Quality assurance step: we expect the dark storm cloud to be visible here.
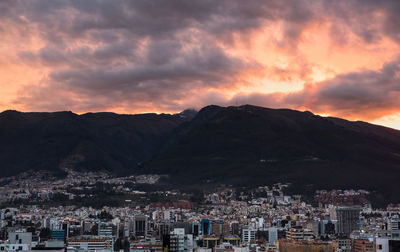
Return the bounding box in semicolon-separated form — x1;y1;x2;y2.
2;0;400;114
322;0;400;44
49;45;249;92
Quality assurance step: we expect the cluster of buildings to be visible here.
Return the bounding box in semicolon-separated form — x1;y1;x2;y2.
1;172;400;252
314;190;370;206
0;193;399;252
0;171;161;204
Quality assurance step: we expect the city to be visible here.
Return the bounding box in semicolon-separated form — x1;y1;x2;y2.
1;1;400;252
0;170;399;252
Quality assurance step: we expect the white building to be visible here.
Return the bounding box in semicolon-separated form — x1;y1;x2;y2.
375;237;400;252
241;228;256;244
0;231;32;251
170;228;195;252
376;237;390;252
389;216;400;238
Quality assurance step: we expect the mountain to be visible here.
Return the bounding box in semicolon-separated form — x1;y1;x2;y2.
143;105;400;203
0;110;188;177
1;105;400;203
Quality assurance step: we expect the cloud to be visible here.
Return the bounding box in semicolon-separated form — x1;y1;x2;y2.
1;0;400;125
322;0;400;44
15;43;258;112
229;57;400;120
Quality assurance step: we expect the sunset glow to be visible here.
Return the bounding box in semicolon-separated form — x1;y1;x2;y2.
1;1;400;129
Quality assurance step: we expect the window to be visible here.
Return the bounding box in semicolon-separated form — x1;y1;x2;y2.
18;246;22;251
377;244;382;249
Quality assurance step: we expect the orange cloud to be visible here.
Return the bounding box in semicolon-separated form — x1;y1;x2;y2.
1;1;400;129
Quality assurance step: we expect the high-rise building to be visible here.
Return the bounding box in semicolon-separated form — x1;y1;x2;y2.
336;206;361;236
171;222;192;235
133;215;147;237
231;221;239;236
169;228;195;252
201;219;210;236
211;220;224;237
389;215;400;238
192;221;200;237
170;228;185;252
158;222;171;237
268;227;278;243
98;222;119;238
242;227;256;244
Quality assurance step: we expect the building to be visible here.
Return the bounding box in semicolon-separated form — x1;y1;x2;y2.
98;222;118;238
376;237;400;252
210;220;229;237
285;227;314;241
169;228;194;252
338;236;352;252
388;216;400;238
352;238;374;252
133;215;147;238
336;206;361;236
319;220;338;235
158;222;171;238
242;227;256;244
279;239;338;252
215;243;234;252
0;231;32;251
67;238;110;251
51;230;66;242
170;228;185;252
223;236;240;246
267;227;278;243
201;219;210;236
231;222;239;236
192;221;200;237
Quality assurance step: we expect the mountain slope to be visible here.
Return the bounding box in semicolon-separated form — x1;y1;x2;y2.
145;105;400;200
1;105;400;203
0;110;188;177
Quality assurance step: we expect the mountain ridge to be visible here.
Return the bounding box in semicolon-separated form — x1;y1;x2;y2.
1;105;400;204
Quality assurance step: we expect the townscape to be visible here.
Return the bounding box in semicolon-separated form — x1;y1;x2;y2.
2;1;400;252
0;171;399;252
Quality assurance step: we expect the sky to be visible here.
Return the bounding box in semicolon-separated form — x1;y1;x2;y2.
1;1;400;129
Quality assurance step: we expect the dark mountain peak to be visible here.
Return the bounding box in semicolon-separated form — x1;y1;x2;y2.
198;105;223;113
0;110;22;119
82;112;119;117
0;109;20;114
176;109;198;120
0;110;77;117
229;104;268;111
186;105;222;123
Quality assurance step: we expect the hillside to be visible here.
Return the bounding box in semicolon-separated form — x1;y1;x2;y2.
1;105;400;203
0;110;190;177
144;105;400;203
